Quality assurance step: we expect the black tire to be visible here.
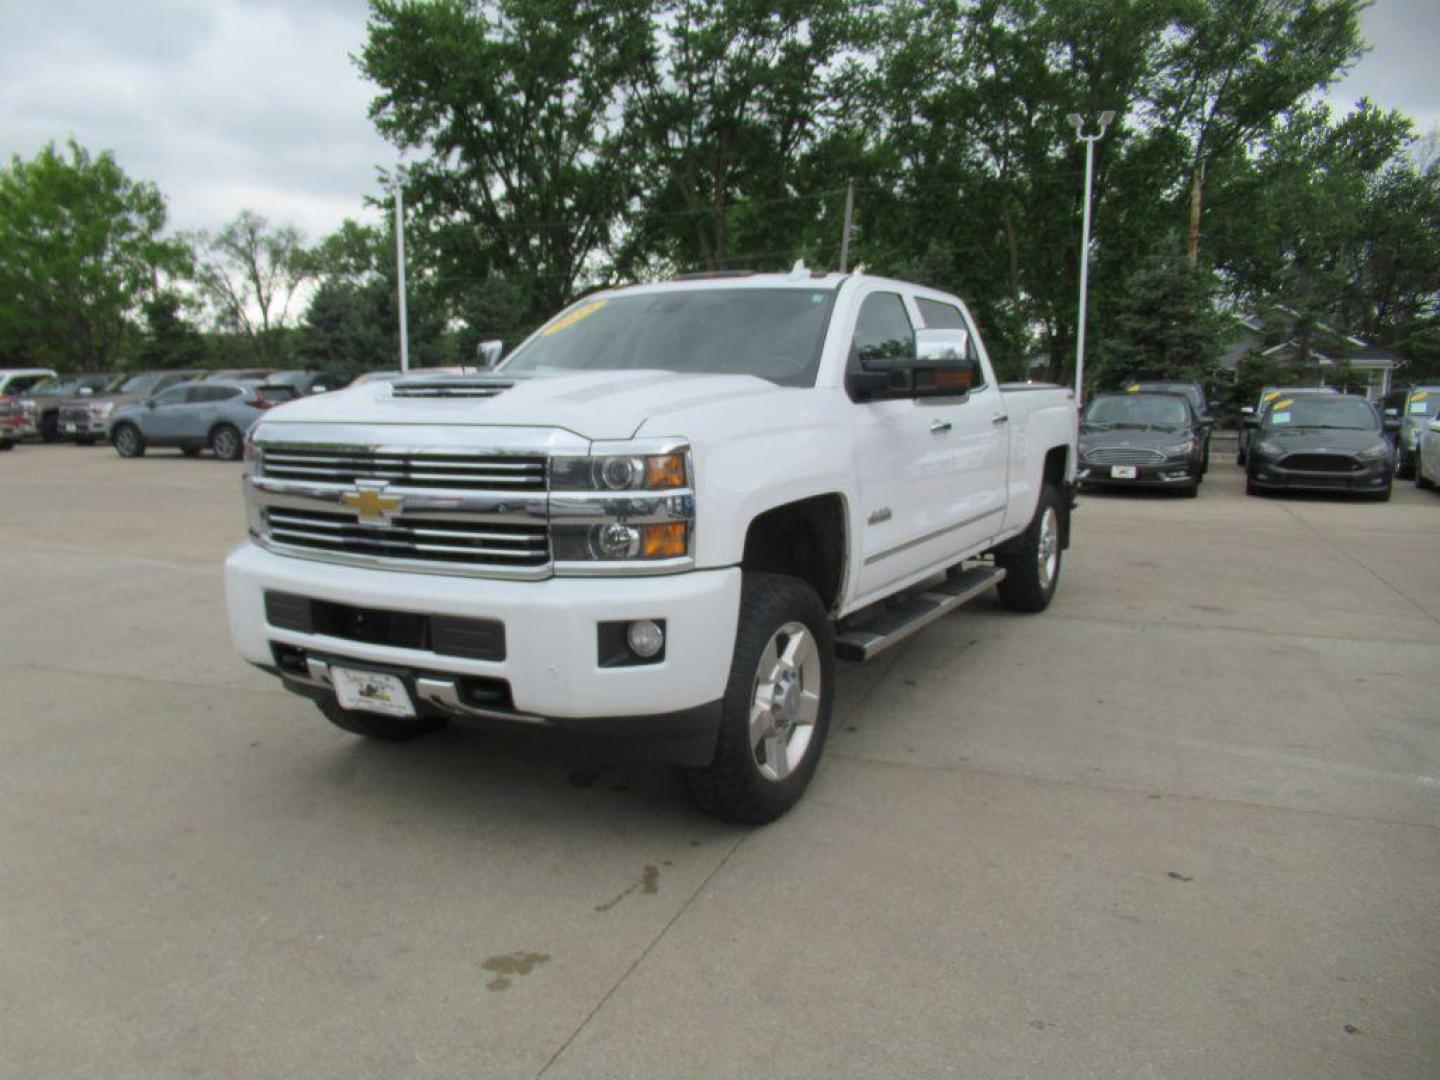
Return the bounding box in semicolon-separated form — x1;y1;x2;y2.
39;413;60;442
1245;474;1261;497
317;698;443;742
74;437;95;446
0;440;13;452
995;482;1064;613
681;572;834;825
1180;479;1200;498
210;423;243;461
1395;450;1415;481
111;423;145;458
181;446;202;457
1370;484;1392;503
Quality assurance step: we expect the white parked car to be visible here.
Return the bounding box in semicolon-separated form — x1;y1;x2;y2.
224;270;1079;822
1416;415;1440;491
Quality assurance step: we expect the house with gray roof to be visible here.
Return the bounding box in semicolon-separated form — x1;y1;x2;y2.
1219;309;1403;400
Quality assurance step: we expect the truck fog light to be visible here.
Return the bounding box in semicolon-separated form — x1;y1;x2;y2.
626;619;665;658
595;523;640;558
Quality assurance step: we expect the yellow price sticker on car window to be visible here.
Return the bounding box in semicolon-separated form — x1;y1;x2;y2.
1127;384;1141;392
1273;398;1294;409
1263;390;1282;401
541;299;607;337
1413;391;1429;401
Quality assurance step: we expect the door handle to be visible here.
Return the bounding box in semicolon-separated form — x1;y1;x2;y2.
991;414;1009;425
929;419;952;434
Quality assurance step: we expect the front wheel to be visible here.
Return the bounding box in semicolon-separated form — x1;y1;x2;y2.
995;482;1063;613
112;423;145;458
682;572;834;825
210;424;243;461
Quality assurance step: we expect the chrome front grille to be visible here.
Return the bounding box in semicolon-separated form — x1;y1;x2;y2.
259;447;547;491
59;403;91;423
1084;446;1165;465
263;508;549;568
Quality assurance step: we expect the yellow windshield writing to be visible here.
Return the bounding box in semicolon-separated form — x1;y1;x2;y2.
541;300;607;337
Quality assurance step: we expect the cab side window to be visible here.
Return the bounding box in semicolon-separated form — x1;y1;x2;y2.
915;297;986;391
849;292;914;368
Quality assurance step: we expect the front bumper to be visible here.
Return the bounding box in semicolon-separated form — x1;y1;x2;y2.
59;414;109;438
226;541;740;734
1248;458;1390;492
1077;462;1196;488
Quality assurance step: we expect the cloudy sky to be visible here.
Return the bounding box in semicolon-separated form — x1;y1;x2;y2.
1;0;1436;245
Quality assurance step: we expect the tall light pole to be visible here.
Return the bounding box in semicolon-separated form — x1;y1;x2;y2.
1068;110;1114;408
393;169;410;373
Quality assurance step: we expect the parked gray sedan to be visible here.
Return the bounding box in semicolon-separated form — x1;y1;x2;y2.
106;381;295;460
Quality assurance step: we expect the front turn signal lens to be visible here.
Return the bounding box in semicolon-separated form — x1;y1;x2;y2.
645;454;687;489
641;522;688;558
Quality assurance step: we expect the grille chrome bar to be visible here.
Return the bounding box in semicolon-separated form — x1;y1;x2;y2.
1084;447;1165;465
262;507;548;566
258;446;546;491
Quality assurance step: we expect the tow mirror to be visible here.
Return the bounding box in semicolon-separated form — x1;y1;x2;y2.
477;339;503;370
854;328;975;400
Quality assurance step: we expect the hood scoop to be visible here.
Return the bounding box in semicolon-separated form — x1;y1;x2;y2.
389;376;515;399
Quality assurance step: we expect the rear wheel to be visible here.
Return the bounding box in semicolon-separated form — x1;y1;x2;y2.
74;437;95;446
682;572;834;825
210;423;243;461
39;413;60;442
995;482;1063;613
317;698;443;742
111;423;145;458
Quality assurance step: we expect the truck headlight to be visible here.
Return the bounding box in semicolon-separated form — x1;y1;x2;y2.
551;453;688;491
93;401;116;418
550;442;694;572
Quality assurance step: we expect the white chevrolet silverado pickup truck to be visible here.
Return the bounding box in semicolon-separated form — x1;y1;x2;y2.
225;270;1077;822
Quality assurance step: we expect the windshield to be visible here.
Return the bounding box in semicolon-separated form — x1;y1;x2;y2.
1135;383;1202;412
29;377;76;396
118;373;165;395
1405;392;1437;417
1264;396;1378;430
502;288;839;387
1084;394;1190;429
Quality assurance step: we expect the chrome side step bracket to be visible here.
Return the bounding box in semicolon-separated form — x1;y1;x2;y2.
834;564;1007;662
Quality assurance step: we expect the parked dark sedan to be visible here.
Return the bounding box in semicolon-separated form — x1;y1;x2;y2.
1077;392;1205;497
1245;392;1393;500
1125;380;1215;474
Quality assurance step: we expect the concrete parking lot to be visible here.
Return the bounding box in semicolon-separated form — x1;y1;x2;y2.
2;442;1437;1079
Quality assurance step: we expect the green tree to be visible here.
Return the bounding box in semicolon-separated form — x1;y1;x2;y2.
1154;0;1364;265
133;291;208;369
1095;247;1224;387
192;210;312;362
360;0;652;329
0;140;188;370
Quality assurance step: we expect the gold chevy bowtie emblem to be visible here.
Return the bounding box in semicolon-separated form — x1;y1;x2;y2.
340;485;402;524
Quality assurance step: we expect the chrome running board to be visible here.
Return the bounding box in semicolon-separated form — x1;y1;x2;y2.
834;564;1006;662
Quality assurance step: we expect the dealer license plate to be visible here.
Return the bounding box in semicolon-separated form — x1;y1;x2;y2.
331;667;416;718
64;422;78;434
1110;465;1138;479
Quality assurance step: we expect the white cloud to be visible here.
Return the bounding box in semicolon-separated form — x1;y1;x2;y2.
0;0;391;240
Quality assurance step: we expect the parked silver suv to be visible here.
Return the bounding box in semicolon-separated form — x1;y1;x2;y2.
107;380;296;459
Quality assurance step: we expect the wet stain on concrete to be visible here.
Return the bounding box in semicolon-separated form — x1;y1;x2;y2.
481;950;550;992
1167;871;1194;882
1027;1019;1048;1031
568;766;602;788
1343;1024;1360;1035
595;864;661;912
